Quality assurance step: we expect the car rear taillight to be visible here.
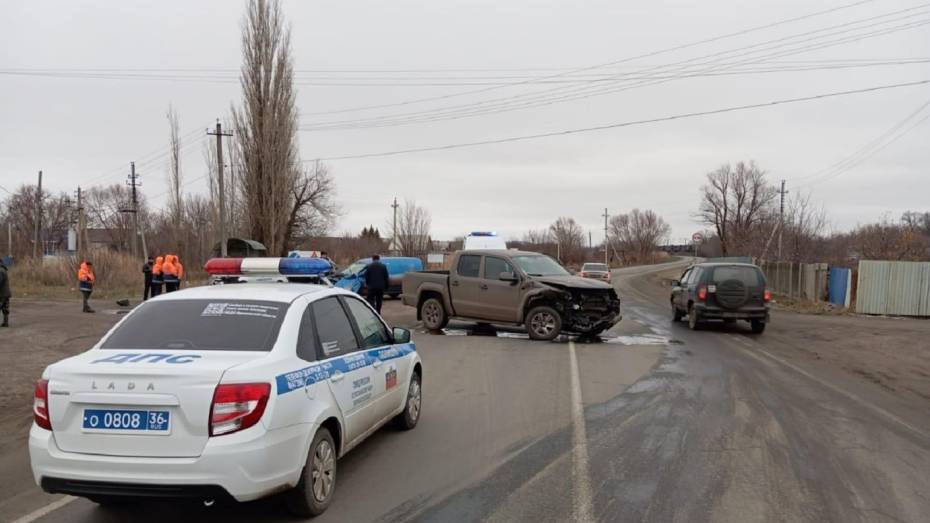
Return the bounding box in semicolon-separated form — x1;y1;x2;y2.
209;383;271;436
697;284;708;301
34;379;51;430
764;288;772;302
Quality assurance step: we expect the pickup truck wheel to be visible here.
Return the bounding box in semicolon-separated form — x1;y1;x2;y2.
525;306;562;341
420;298;448;330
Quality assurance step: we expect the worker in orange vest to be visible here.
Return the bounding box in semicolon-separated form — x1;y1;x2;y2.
162;255;180;293
150;256;164;297
175;255;185;290
78;261;96;313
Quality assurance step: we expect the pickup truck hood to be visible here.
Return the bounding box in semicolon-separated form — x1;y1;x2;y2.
535;276;613;290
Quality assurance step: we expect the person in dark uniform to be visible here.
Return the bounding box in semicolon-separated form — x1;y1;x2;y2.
364;254;390;314
0;259;11;327
142;256;154;301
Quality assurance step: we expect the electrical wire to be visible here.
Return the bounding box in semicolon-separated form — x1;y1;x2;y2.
299;8;930;131
302;79;929;161
793;98;930;187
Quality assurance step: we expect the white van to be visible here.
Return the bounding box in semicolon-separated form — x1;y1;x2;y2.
462;231;507;251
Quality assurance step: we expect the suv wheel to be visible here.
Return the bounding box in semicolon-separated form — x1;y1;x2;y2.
286;427;337;517
750;320;766;334
526;305;562;341
671;301;682;322
420;298;448;330
687;306;701;331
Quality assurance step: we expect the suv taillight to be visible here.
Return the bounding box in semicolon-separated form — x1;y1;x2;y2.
764;288;772;302
697;284;708;301
34;379;51;430
209;383;270;436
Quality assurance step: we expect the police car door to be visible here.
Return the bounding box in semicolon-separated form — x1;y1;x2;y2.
310;296;376;444
342;296;403;422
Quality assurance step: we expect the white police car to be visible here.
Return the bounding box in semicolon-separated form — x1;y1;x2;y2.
29;258;422;517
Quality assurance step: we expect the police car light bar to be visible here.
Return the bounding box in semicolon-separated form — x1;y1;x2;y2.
204;257;333;277
468;231;497;237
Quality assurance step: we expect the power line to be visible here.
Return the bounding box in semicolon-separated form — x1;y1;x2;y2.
306;79;929;161
300;8;930;131
298;0;883;117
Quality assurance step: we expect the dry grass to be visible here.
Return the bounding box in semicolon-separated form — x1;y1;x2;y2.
8;251;207;300
770;295;848;315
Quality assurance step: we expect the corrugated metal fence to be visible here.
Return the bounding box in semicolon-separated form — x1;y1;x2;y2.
856;260;930;316
758;261;829;301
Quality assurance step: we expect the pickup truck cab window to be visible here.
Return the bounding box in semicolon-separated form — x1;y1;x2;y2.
484;257;514;279
457;255;481;278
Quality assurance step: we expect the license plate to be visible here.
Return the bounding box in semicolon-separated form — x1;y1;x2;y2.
82;409;170;434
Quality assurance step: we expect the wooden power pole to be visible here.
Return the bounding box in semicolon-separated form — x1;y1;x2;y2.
208;121;233;257
33;170;42;257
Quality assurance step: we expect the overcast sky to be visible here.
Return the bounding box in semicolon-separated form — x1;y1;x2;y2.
1;0;928;243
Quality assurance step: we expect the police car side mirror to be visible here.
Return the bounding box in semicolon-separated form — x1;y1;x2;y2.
392;327;411;344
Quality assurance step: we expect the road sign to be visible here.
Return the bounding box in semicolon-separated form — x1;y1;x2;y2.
692;232;704;243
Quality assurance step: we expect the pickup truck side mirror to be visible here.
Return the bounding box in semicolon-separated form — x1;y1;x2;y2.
671;279;680;287
499;272;519;283
392;327;411;344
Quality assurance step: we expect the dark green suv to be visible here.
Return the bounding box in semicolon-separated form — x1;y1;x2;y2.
670;262;771;333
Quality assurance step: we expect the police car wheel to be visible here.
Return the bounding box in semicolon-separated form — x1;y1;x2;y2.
420;298;448;330
286;427;337;517
526;306;562;341
394;371;422;430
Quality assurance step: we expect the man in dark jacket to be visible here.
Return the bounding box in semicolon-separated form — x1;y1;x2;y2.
142;256;154;301
0;259;11;327
364;254;390;314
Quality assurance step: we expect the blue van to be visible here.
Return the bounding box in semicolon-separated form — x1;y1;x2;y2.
335;257;424;298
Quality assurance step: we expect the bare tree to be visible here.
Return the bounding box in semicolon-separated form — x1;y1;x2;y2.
284;160;338;249
166;104;183;232
0;185;72;257
393;200;432;257
84;184;146;251
522;229;552;245
782;192;828;262
232;0;301;256
549;217;585;263
608;209;670;264
698;161;777;257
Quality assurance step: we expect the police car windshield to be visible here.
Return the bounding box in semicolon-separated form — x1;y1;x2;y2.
512;255;570;277
101;299;287;351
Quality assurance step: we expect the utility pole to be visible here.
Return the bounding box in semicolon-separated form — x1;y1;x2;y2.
602;208;609;266
127;162;141;257
777;179;788;260
33;170;42;257
75;187;84;259
208;121;233;257
391;197;399;254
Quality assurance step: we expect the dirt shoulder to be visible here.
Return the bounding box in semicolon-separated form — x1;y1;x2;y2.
647;267;930;405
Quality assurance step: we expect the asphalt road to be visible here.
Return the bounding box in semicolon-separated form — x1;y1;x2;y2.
8;261;930;523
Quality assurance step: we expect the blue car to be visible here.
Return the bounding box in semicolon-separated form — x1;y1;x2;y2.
335;257;424;298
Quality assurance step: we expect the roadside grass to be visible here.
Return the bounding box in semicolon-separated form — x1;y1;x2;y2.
771;295;848;315
7;252;206;300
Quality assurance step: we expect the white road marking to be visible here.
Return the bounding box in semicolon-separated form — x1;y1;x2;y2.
11;496;76;523
568;341;595;523
727;334;928;439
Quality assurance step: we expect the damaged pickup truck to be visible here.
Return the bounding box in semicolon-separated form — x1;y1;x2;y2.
402;250;621;340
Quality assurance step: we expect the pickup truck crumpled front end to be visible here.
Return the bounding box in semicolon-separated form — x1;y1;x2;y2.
549;286;622;334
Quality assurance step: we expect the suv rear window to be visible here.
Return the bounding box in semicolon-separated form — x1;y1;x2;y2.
711;266;761;286
101;300;287;351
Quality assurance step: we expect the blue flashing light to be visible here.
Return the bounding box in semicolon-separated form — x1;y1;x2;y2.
468;231;497;237
278;257;332;275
